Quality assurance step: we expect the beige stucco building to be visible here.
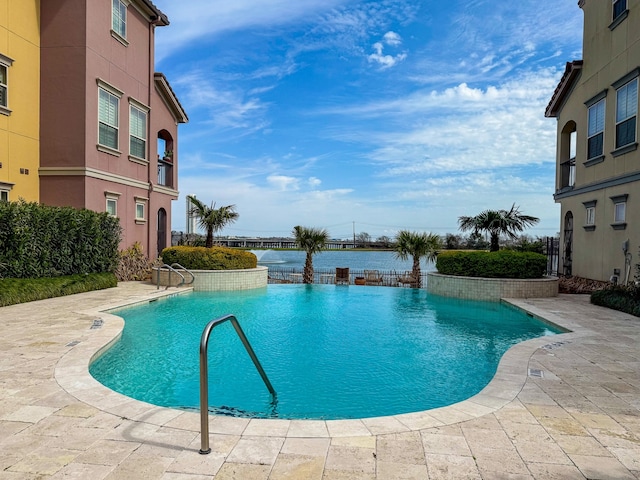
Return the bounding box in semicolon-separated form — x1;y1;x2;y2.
546;0;639;283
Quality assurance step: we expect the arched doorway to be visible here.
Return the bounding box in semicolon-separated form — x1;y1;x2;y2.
563;211;573;276
157;208;167;256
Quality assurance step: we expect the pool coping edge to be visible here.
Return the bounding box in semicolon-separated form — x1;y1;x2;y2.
54;290;583;438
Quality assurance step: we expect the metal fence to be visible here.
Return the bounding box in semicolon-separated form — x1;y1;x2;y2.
544;236;560;277
267;267;427;287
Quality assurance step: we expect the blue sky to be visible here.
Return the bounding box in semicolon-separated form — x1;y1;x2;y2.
152;0;583;241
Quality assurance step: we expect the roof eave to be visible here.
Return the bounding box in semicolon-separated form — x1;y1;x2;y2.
133;0;169;26
545;60;583;118
154;73;189;124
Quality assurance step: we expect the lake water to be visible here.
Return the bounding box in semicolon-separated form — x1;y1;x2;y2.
251;249;435;273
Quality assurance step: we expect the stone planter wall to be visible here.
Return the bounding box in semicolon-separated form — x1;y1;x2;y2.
427;272;558;301
152;266;268;291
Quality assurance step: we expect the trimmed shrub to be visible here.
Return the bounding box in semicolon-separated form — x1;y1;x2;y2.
591;287;640;317
0;273;118;307
160;246;257;270
0;200;121;278
436;250;547;279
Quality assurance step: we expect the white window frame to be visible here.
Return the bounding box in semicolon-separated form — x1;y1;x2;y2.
97;80;123;154
112;0;128;42
585;207;595;226
134;196;148;223
106;198;118;216
0;53;14;115
129;99;149;162
614;201;626;223
615;78;638;150
0;189;9;202
105;190;121;217
135;202;145;220
587;99;605;160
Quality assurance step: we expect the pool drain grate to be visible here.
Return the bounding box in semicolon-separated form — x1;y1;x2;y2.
90;319;104;329
528;368;544;378
542;340;570;350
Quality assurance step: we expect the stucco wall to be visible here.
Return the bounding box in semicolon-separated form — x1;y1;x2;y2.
153;266;269;291
427;272;559;301
0;0;40;202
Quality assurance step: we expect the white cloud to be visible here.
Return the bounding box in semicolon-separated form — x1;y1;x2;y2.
368;32;407;69
172;70;270;135
383;31;402;46
267;175;300;191
153;0;348;62
308;177;322;187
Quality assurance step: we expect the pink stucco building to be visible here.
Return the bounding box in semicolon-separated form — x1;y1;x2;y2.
39;0;187;258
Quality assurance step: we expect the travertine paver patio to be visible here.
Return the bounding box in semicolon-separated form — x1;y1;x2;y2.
0;282;638;479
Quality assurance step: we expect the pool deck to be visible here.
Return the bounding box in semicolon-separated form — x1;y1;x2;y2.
0;283;638;479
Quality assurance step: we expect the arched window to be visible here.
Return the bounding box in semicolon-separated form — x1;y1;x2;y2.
559;121;576;189
157;130;174;187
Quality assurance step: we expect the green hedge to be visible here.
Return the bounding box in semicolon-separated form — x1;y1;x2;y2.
0;200;121;278
160;246;257;270
591;287;640;317
0;273;118;307
436;250;547;279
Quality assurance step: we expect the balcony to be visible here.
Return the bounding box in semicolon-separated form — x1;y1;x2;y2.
158;158;173;188
559;158;575;192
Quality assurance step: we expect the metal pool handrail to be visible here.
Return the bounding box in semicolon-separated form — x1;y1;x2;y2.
155;263;195;290
199;314;276;455
171;263;195;286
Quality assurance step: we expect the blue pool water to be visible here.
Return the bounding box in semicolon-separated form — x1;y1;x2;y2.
90;285;560;419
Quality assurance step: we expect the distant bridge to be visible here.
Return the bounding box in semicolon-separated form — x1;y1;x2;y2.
171;233;358;249
217;237;357;250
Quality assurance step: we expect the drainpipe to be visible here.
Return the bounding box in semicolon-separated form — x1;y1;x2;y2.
148;16;161;259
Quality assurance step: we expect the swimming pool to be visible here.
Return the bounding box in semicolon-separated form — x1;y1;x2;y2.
90;285;560;419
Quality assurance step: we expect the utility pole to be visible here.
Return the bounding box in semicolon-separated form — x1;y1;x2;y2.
353;221;356;247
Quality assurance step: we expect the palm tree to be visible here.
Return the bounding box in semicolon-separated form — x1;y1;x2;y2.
187;195;239;248
394;230;441;288
292;225;329;284
458;204;539;252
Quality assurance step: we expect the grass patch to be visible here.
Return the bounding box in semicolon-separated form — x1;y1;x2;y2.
0;273;117;307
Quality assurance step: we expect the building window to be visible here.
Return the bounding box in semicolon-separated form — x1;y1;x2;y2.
106;198;117;216
0;190;8;202
112;0;127;39
610;194;628;229
582;200;597;231
0;64;7;108
615;79;637;149
130;105;147;160
614;201;626;223
586;207;595;225
0;53;13;115
613;0;627;21
99;87;120;150
587;100;605;159
134;197;148;223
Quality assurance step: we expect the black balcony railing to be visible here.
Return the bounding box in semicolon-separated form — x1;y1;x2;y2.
158;160;173;187
559;158;575;189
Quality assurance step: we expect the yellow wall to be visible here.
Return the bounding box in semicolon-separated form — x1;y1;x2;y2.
0;0;40;202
